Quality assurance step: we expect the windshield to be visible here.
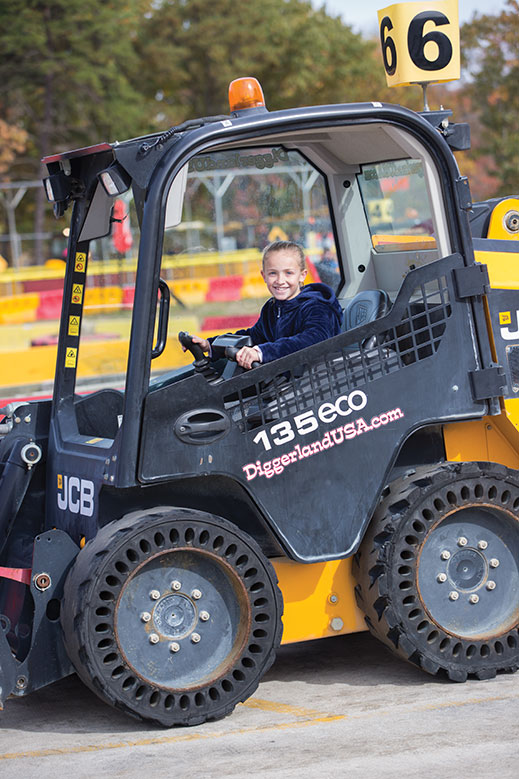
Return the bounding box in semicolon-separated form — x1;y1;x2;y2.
151;145;340;381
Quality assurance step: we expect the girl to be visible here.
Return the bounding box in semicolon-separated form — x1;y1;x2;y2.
182;240;343;368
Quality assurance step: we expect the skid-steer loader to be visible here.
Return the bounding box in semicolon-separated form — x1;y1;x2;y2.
1;5;518;726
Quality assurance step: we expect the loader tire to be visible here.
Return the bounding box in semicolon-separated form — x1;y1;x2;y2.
354;462;519;681
61;507;283;726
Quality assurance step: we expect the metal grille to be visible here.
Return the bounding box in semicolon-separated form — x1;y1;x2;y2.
224;276;451;431
506;345;519;393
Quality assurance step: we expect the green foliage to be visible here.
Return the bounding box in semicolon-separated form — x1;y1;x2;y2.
137;0;387;123
0;0;151;167
461;0;519;196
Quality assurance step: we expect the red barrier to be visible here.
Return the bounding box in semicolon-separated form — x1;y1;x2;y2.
201;315;257;331
23;278;64;293
36;289;63;320
122;286;135;307
206;275;243;302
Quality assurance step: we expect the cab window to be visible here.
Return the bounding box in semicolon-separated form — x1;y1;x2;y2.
151;146;339;380
358;159;437;253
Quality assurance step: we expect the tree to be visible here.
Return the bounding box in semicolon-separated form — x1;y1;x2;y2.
137;0;389;125
0;118;27;178
461;0;519;196
0;0;152;262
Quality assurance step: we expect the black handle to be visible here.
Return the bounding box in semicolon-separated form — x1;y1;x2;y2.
178;331;206;362
151;278;170;359
225;345;261;369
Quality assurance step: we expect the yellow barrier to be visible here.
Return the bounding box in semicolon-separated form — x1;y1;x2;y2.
84;285;123;314
0;293;40;324
171;278;209;305
0;316;202;392
241;272;266;299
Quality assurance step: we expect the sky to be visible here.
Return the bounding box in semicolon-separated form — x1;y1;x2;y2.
316;0;510;35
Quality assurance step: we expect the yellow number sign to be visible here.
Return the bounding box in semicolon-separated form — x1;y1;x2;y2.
378;0;460;87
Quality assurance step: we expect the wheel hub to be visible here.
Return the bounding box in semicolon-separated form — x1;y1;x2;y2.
417;504;519;639
153;593;196;639
114;547;251;689
447;548;486;590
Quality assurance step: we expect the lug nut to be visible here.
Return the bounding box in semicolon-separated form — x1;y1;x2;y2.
441;550;451;560
437;573;447;583
478;540;488;550
449;591;459;601
490;558;500;568
150;589;160;600
169;642;180;653
171;580;182;591
149;633;160;644
469;594;480;604
140;611;151;623
487;581;496;591
457;536;468;547
199;610;210;621
191;589;202;600
191;632;201;643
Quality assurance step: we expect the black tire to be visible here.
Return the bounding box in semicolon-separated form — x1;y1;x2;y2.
354;462;519;681
61;507;283;726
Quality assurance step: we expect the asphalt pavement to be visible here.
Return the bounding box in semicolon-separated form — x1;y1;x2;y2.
1;631;518;778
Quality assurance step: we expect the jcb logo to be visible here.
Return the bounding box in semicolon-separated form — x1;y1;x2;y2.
57;474;95;517
499;310;519;341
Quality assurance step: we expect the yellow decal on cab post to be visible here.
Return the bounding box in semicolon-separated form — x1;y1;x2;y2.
71;283;84;304
65;347;77;368
74;252;87;272
68;315;80;336
378;0;460;87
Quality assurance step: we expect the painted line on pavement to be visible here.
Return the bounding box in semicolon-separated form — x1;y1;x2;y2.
1;691;518;762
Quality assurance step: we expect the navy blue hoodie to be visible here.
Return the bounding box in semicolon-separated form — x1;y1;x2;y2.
232;283;343;363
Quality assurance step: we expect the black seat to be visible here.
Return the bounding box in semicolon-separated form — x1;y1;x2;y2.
342;289;391;350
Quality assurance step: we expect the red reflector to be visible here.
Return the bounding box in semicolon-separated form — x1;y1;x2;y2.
0;567;32;585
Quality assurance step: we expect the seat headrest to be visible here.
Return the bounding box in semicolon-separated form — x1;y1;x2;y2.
342;289;390;332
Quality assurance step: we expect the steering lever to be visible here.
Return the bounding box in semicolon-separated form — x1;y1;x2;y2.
225;345;261;369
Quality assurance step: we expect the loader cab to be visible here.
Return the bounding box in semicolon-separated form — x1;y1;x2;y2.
43;95;491;556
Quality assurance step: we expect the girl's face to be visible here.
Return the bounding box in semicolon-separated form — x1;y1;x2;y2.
261;249;307;301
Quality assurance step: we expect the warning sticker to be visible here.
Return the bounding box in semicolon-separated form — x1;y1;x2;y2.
74;253;87;273
500;311;512;325
71;284;84;304
65;347;77;368
57;474;62;489
68;315;80;336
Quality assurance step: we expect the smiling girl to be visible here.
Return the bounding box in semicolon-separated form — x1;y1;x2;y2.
182;240;343;369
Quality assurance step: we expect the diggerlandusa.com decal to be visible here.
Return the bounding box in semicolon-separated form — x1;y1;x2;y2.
242;406;404;481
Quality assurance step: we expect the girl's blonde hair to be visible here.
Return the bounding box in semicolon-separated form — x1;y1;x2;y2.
261;240;306;271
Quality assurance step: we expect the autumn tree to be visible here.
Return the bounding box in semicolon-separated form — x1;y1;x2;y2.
461;0;519;196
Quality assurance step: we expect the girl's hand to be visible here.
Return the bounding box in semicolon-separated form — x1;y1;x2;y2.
179;334;210;353
236;346;262;370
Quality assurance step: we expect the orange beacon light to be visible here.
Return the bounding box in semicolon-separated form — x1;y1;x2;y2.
228;77;266;113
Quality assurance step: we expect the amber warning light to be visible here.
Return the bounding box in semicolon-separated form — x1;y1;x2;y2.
228;77;266;114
